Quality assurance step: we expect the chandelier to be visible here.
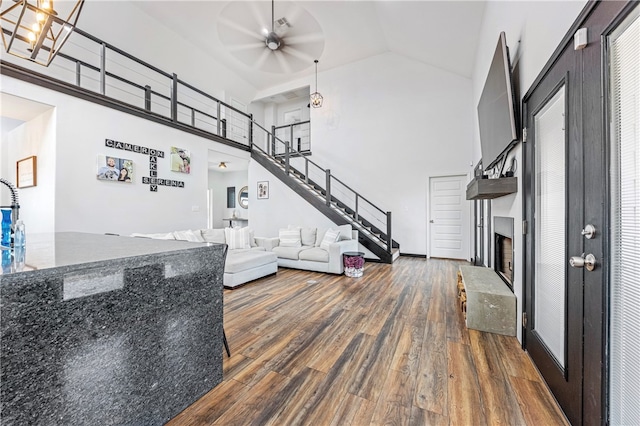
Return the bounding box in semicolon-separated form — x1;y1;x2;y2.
0;0;84;66
310;59;323;108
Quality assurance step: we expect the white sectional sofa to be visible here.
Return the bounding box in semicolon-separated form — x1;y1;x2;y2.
255;224;359;274
130;228;277;289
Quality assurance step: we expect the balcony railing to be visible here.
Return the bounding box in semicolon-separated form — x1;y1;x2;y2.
273;121;311;155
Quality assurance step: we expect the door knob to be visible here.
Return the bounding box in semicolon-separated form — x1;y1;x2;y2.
430;220;434;223
569;253;597;271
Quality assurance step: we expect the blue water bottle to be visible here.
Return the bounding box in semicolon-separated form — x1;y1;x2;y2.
1;208;11;248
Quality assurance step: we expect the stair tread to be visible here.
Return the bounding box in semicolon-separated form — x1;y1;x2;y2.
253;148;399;263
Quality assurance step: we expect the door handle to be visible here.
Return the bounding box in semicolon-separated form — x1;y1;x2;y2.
569;253;597;271
430;220;434;223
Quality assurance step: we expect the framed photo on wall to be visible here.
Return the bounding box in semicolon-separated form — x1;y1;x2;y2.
170;146;191;174
257;181;269;199
16;156;37;188
96;155;134;182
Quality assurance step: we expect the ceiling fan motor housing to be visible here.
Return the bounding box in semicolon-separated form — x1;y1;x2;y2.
266;31;281;50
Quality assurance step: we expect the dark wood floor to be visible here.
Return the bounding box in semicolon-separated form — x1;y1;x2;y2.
168;257;568;425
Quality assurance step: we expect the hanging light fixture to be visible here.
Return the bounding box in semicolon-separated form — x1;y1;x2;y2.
310;59;323;108
218;162;227;169
0;0;85;67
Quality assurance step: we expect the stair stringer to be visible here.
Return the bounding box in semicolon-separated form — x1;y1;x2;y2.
252;150;395;263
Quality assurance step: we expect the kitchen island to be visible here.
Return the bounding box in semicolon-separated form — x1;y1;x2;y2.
0;232;226;425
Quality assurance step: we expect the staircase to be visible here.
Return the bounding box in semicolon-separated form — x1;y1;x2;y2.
251;137;400;263
0;25;400;263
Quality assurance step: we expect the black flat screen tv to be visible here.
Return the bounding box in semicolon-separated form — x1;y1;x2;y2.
477;32;518;172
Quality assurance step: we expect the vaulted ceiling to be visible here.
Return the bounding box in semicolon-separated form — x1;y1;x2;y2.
131;1;487;92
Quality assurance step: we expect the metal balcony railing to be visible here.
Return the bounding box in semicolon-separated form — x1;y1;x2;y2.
273;121;311;154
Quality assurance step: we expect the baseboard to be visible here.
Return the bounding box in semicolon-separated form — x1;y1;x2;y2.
400;253;427;258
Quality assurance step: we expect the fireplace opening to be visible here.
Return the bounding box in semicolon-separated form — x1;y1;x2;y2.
494;216;514;292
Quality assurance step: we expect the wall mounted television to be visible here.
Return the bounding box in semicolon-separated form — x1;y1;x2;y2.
477;31;519;172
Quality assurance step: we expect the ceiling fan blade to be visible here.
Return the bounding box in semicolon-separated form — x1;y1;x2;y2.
273;50;293;74
254;48;272;70
282;32;324;46
218;0;324;74
247;1;269;34
227;42;266;53
281;45;315;64
218;16;264;42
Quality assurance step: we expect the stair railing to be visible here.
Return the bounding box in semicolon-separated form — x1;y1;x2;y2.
251;123;393;252
1;23;393;253
272;121;311;153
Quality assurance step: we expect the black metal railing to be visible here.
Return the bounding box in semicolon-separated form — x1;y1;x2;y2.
272;121;311;154
1;23;393;254
252;123;393;253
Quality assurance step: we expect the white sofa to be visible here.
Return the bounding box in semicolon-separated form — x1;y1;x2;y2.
255;225;359;274
130;228;277;289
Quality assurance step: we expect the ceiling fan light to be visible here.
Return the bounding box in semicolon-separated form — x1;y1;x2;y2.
266;32;280;50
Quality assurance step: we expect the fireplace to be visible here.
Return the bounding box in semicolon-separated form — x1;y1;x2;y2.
494;216;514;292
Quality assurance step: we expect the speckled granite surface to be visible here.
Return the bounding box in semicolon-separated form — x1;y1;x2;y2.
0;233;226;425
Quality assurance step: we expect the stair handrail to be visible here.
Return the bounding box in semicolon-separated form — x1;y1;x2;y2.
251;122;393;252
272;120;311;153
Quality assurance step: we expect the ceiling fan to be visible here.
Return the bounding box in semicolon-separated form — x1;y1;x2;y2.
217;0;324;74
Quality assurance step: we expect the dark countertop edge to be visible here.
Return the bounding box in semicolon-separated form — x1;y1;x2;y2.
0;242;227;282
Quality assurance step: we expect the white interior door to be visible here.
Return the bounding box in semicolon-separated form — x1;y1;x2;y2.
429;175;470;260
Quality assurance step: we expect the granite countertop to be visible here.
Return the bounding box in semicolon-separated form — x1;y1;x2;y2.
1;231;226;425
0;232;216;276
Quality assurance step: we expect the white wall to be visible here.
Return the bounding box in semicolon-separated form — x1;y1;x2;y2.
0;75;245;236
248;160;353;237
470;0;588;342
208;169;248;229
5;110;56;233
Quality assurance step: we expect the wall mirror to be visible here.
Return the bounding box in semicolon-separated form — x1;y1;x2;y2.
238;186;248;209
227;187;235;208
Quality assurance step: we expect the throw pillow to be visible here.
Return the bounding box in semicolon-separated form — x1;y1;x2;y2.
173;229;205;242
300;227;317;246
224;227;251;250
320;229;340;250
201;228;226;244
279;228;302;247
336;224;353;240
315;228;327;247
248;229;257;247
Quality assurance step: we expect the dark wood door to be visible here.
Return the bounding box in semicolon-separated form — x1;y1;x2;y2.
523;2;631;424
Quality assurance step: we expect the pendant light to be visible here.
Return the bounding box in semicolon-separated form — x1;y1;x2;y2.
0;0;85;66
310;59;323;108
